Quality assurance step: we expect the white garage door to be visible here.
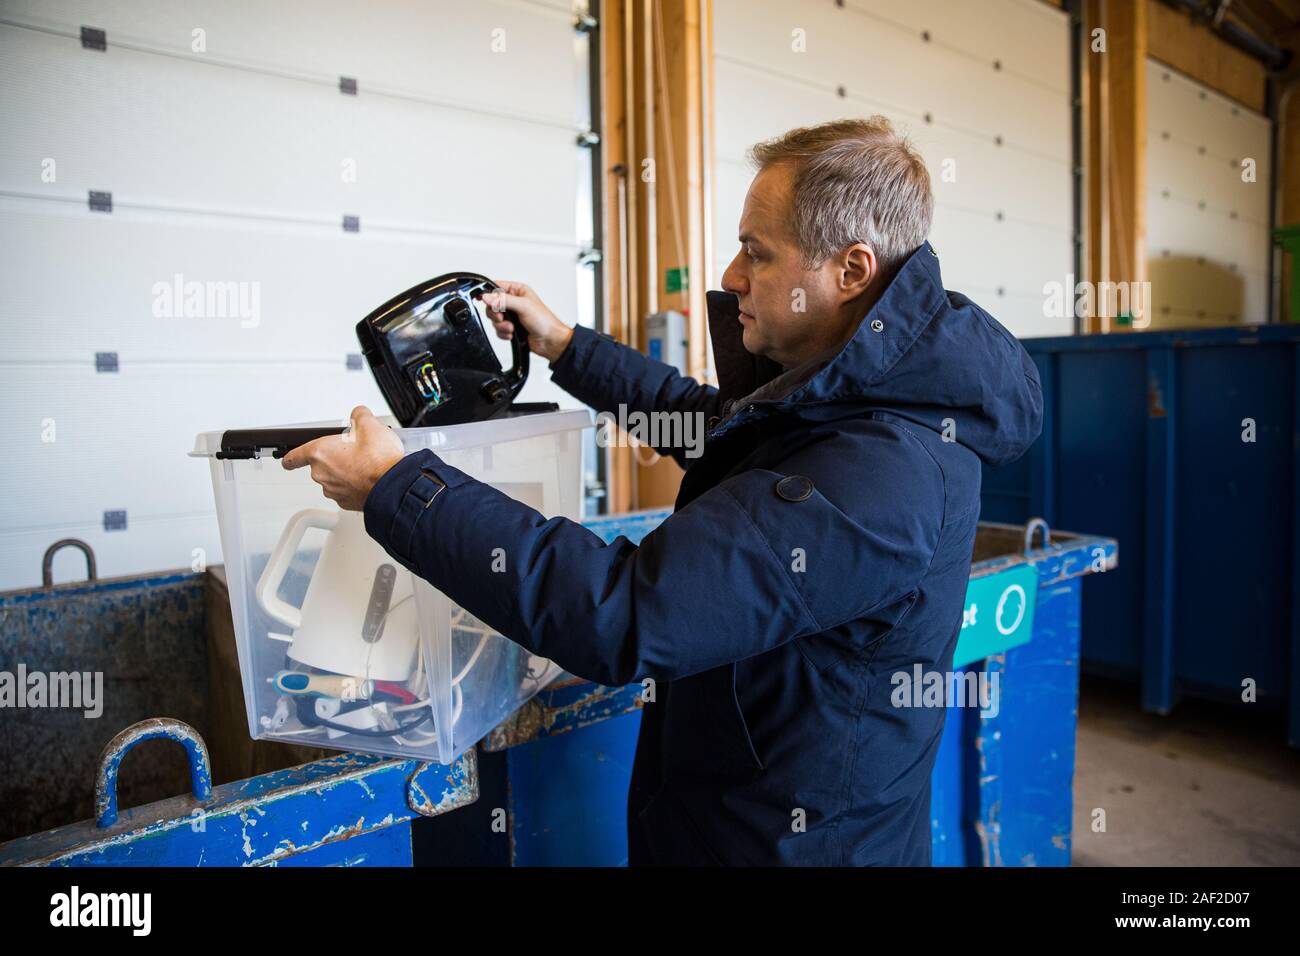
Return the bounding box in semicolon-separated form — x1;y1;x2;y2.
1145;58;1272;327
711;0;1074;339
0;0;597;589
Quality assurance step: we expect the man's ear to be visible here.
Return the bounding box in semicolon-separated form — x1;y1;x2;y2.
838;242;878;300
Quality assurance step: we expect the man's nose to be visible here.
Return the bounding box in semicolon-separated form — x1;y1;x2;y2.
721;251;747;297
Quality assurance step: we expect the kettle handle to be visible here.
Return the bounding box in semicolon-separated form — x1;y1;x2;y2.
255;508;340;631
472;279;530;398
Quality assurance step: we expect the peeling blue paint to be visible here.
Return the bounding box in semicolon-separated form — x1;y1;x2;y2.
95;719;213;828
1;750;477;866
932;526;1113;866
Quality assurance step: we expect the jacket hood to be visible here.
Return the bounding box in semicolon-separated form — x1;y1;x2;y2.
705;240;1043;467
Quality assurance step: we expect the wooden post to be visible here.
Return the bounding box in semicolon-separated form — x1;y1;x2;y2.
1085;0;1105;330
600;0;713;509
1084;0;1148;334
1281;75;1300;322
598;0;634;513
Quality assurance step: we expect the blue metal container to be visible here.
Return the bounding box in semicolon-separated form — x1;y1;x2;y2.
930;520;1114;866
484;513;1116;867
1;513;1113;866
0;726;476;865
0;558;210;843
981;326;1300;747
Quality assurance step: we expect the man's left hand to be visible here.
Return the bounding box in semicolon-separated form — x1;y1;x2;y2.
282;405;405;511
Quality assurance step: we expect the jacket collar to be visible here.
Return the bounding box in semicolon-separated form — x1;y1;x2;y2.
705;289;784;408
704;241;947;416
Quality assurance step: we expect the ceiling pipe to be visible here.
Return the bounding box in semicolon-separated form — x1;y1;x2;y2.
1158;0;1292;72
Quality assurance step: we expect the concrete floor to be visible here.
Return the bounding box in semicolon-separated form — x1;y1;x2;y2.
1071;676;1300;866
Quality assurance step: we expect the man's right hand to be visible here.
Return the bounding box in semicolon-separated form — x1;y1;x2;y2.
483;280;575;364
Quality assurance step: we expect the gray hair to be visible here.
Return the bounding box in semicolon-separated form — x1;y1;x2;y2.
748;116;933;274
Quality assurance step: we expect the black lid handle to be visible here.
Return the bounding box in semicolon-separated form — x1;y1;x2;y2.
216;427;346;460
471;280;530;396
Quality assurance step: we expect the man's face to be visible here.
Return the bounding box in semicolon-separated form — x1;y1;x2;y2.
721;163;857;368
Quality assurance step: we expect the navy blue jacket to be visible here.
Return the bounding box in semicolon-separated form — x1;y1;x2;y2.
364;241;1043;865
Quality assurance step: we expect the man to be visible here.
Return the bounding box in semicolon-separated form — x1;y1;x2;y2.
284;117;1043;865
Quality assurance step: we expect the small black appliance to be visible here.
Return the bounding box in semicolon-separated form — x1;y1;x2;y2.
356;271;536;428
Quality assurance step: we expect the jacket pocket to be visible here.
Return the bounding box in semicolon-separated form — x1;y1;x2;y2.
794;594;917;672
728;661;765;770
663;662;764;777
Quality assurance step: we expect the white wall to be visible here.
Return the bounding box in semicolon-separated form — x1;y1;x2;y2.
0;0;595;589
1145;58;1272;327
710;0;1074;339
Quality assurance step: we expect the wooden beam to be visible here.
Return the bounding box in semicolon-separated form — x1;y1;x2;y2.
1285;82;1300;228
599;0;635;513
1084;0;1148;332
1281;78;1300;320
1108;0;1148;329
1086;0;1105;325
633;0;709;508
598;1;713;510
653;0;706;379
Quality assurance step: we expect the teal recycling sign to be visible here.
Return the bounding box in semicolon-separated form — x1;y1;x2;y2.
952;564;1039;669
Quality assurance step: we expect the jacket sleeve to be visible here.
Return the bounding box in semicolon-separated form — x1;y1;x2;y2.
548;324;723;469
362;425;942;686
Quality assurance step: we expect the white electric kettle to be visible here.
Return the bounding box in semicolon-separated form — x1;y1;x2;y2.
254;508;420;682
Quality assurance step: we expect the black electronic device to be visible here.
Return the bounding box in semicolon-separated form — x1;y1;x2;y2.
356;272;536;427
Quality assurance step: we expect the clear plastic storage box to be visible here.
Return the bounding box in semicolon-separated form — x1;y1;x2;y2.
191;409;592;764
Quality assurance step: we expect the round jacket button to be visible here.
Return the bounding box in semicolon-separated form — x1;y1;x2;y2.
775;475;814;502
